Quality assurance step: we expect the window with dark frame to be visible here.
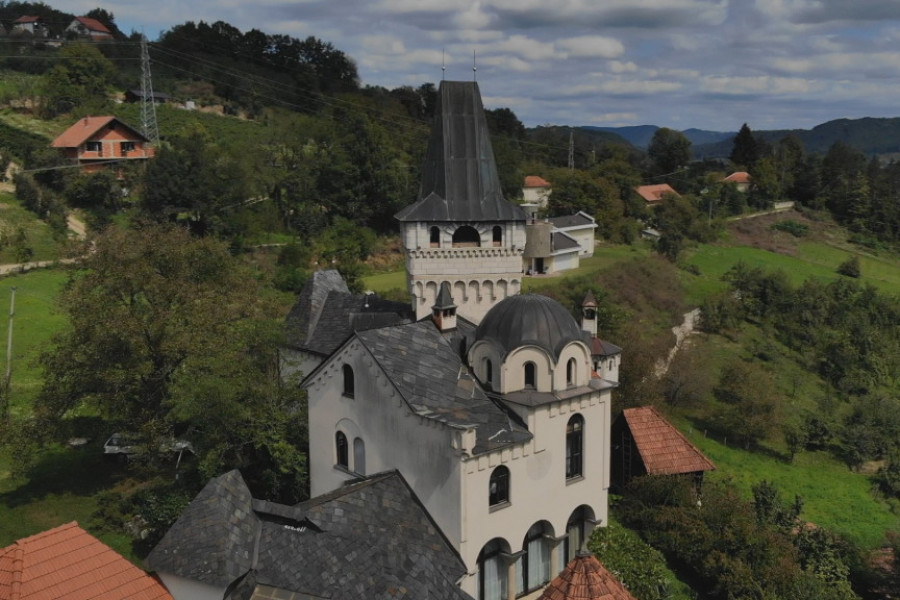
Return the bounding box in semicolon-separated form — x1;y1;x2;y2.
489;465;510;506
566;414;584;479
524;362;536;389
516;523;550;596
478;539;508;600
566;358;576;387
86;141;102;153
492;225;502;246
121;141;135;154
342;364;354;398
430;226;440;247
335;431;348;468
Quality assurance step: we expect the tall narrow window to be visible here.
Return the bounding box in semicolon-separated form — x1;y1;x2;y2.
485;358;493;389
516;523;551;595
566;415;584;479
489;466;510;506
492;225;502;246
342;364;354;398
479;539;508;600
335;431;348;468
524;362;536;389
430;226;440;247
353;437;366;475
566;358;576;387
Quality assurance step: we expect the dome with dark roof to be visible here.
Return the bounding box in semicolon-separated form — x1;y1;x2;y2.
475;294;586;360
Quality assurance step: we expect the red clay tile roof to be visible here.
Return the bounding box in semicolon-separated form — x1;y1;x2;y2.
524;175;551;188
13;16;39;23
51;116;146;149
0;521;172;600
723;171;751;184
623;406;715;475
634;184;680;204
537;551;637;600
73;17;111;34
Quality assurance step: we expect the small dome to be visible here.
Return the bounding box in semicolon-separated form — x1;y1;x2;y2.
475;294;586;359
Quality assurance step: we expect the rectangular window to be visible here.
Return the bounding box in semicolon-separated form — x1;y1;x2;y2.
121;141;135;154
86;141;102;154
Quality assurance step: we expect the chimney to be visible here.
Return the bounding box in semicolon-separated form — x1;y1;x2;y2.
431;282;457;332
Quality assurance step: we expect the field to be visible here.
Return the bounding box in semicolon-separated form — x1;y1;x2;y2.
0;193;62;265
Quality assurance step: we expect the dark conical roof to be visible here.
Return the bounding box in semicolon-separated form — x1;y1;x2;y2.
395;81;527;223
475;294;587;360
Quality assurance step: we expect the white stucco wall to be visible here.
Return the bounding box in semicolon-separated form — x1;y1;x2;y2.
305;338;465;548
522;186;551;207
157;572;224;600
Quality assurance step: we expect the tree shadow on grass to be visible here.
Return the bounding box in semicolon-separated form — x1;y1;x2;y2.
685;414;792;463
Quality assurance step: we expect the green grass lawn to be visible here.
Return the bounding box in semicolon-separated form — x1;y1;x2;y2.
0;193;63;264
0;269;68;414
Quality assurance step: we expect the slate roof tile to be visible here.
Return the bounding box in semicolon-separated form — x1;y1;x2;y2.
549;213;594;229
623;406;715;475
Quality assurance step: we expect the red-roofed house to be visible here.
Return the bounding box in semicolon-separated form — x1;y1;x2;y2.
723;171;751;193
611;405;715;491
634;183;680;206
537;551;637;600
11;16;47;37
66;17;113;40
0;521;172;600
522;175;552;219
51;116;154;175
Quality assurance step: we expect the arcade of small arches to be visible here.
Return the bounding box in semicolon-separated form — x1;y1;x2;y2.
429;224;506;248
414;278;522;306
476;505;598;600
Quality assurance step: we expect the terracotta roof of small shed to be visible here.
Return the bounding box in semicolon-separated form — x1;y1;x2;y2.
51;116;147;149
73;16;111;33
622;406;715;475
634;184;680;204
524;175;551;188
537;551;637;600
13;16;39;23
0;521;172;600
723;171;751;184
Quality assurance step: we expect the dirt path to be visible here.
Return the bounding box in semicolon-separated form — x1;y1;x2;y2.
655;308;701;377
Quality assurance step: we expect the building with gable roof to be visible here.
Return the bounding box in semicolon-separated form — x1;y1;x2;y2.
51;116;154;175
10;16;46;37
65;17;113;40
722;171;751;193
634;183;680;206
0;521;171;600
297;80;623;600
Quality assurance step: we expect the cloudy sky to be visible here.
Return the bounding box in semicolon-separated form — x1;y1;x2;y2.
77;0;900;131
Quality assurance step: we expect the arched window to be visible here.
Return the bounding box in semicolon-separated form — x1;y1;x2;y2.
566;415;584;479
563;506;594;567
353;437;366;475
342;364;354;398
515;522;551;595
492;225;502;246
478;539;509;600
335;431;348;469
430;226;440;247
452;226;481;247
566;358;577;387
524;362;536;389
484;358;493;389
489;465;509;506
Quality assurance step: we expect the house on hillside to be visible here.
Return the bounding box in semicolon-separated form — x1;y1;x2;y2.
124;89;172;104
634;183;680;206
611;405;715;492
65;16;113;40
522;175;552;219
0;521;172;600
11;15;47;37
523;212;597;275
723;171;751;193
51;116;154;175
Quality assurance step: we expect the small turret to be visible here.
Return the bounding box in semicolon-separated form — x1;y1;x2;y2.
581;291;598;336
432;281;457;332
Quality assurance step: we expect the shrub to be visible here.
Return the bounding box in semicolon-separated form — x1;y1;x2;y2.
772;220;809;237
836;256;860;278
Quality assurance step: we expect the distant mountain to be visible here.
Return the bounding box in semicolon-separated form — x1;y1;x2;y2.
585;125;733;150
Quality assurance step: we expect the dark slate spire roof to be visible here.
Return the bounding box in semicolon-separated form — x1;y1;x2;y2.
475;294;589;360
149;471;471;600
395;81;527;223
356;320;531;453
434;281;456;310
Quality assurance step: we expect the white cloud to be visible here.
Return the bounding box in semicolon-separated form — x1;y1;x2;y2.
590;112;639;123
701;75;819;95
609;60;638;73
556;35;625;59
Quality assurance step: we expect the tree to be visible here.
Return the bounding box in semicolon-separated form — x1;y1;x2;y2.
647;127;691;174
730;123;759;169
32;224;308;501
41;42;115;117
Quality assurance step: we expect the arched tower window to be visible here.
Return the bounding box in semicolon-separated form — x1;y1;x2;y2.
484;358;493;389
566;414;584;479
353;437;366;475
452;226;481;247
524;362;536;389
430;226;440;247
478;539;509;600
566;358;577;387
489;465;509;506
492;225;502;246
515;522;551;595
342;364;354;398
335;431;348;469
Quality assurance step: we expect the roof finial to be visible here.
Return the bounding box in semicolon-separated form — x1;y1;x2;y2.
442;48;446;80
473;50;477;81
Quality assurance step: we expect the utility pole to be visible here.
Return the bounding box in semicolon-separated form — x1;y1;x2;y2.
568;130;574;171
1;287;14;420
140;34;160;145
